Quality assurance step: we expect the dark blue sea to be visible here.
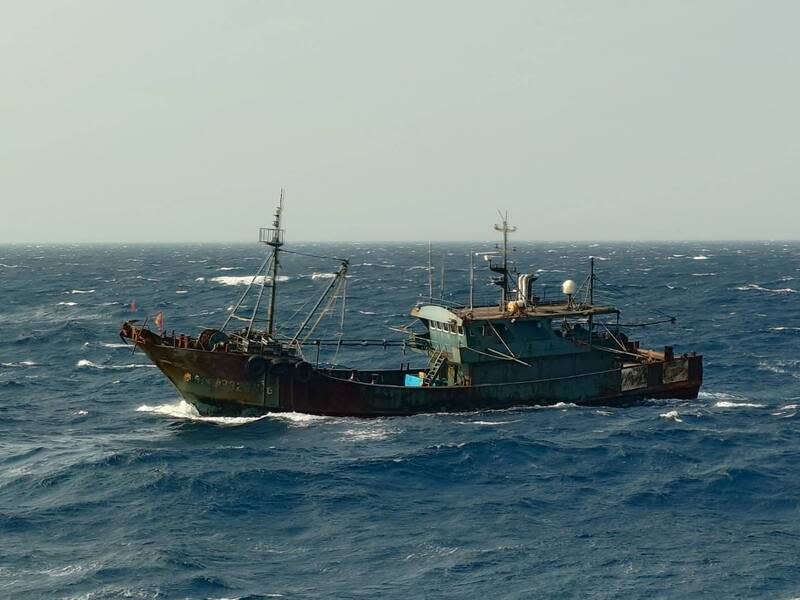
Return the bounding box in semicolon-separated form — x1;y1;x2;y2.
2;241;799;599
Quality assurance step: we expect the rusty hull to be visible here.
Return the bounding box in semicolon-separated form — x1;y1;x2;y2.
125;326;702;418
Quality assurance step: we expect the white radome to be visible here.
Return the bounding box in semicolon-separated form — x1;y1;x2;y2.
562;280;577;296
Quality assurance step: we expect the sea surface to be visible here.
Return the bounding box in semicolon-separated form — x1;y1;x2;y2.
1;241;799;599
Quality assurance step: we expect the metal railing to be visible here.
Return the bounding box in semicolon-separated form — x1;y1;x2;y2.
259;227;285;246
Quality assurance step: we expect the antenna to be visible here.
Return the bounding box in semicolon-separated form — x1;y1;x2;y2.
469;249;474;310
427;241;433;298
440;254;445;299
492;210;517;306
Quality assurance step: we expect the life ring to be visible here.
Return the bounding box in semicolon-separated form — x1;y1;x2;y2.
246;355;267;377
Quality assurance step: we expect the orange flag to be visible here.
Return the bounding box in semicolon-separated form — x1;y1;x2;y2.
153;311;164;333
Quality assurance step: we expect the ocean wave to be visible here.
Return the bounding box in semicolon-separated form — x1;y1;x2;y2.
76;359;155;370
211;275;290;286
69;289;95;294
457;420;521;426
692;255;710;260
340;425;398;441
1;360;38;368
0;263;20;268
216;267;241;271
136;400;266;426
700;391;767;408
98;342;129;348
757;359;800;379
57;301;78;306
535;402;578;410
659;410;683;422
735;283;798;294
714;401;766;409
266;411;335;427
769;327;800;332
311;272;336;280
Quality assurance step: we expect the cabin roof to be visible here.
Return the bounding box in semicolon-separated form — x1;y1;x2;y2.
411;301;618;324
454;303;619;321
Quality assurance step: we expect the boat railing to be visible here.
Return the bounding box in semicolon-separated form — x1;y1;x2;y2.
416;296;466;309
259;227;285;246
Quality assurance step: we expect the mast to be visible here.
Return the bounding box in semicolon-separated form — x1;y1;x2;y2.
427;241;433;298
265;189;285;337
440;255;445;299
493;211;517;306
469;248;474;310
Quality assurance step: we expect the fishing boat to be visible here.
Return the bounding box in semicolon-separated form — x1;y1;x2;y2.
120;194;702;417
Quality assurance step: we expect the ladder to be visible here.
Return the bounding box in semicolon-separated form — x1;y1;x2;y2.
422;350;447;387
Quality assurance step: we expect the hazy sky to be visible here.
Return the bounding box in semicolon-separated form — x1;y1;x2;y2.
1;1;798;243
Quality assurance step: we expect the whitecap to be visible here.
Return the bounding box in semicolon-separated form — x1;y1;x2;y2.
757;360;800;378
0;263;19;268
57;301;78;306
735;284;798;294
77;359;155;370
458;420;520;426
1;360;38;368
175;290;188;294
217;267;241;271
69;289;95;294
770;327;800;332
358;310;377;315
715;401;766;409
539;402;578;410
311;272;336;280
659;410;683;422
99;342;129;348
211;275;289;286
195;277;206;282
136;400;266;426
266;412;334;427
340;426;396;441
692;255;710;260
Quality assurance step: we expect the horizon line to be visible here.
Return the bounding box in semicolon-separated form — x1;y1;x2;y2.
1;238;799;246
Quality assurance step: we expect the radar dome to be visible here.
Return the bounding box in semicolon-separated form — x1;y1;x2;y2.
562;280;577;296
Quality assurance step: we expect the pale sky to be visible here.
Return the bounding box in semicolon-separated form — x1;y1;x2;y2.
1;1;798;243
